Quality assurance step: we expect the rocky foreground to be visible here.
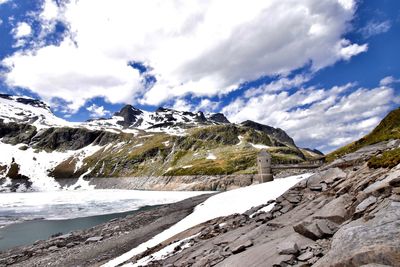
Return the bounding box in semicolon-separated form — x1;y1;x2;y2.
1;140;400;267
0;194;213;267
119;140;400;267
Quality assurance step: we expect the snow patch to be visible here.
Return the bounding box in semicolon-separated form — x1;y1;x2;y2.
206;153;217;160
132;143;143;148
237;135;244;146
250;143;270;149
0;190;210;227
0;96;73;129
182;165;193;169
163;141;170;147
105;173;313;267
130;234;199;267
0;142;103;191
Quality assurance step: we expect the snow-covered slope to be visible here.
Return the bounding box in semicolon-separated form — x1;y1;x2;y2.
83;106;231;136
0;94;321;192
0;94;73;129
0;141;104;191
104;173;313;267
0;94;231;135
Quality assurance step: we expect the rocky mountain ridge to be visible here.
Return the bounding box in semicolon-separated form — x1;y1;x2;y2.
0;94;322;191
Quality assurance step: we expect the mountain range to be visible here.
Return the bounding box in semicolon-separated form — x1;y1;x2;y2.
0;94;322;191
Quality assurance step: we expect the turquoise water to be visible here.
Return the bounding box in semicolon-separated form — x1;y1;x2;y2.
0;206;153;251
0;189;207;252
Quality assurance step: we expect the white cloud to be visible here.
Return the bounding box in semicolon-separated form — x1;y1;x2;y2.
170;99;194;112
3;39;143;113
197;99;220;113
337;39;368;60
222;79;396;152
1;0;366;112
360;20;391;38
380;76;399;86
38;0;61;38
12;22;32;38
0;0;10;5
245;74;311;98
86;104;110;118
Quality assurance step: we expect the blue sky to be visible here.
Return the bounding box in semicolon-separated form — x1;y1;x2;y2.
0;0;399;152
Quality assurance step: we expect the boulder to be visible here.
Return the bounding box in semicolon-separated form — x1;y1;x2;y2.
307;168;346;188
277;241;299;255
85;236;103;243
313;194;350;223
314;202;400;267
355;196;377;214
231;240;253;254
293;221;323;241
294;219;338;241
364;169;400;194
298;251;314;261
272;254;296;266
315;219;339;237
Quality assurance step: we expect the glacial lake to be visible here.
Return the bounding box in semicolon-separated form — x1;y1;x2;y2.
0;189;207;251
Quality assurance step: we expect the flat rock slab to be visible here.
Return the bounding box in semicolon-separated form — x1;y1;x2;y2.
355;196;377;214
314;201;400;267
278;241;299;255
85;236;103;243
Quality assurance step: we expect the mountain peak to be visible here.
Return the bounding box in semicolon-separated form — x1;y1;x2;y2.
114;105;143;127
240;120;296;146
0;94;51;111
208;113;230;124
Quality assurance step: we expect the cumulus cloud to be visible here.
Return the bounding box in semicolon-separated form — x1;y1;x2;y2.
380;76;399;86
360;20;391;38
86;104;111;118
2;39;143;113
1;0;367;112
0;0;10;5
337;39;368;60
222;80;396;152
12;22;32;38
245;74;312;98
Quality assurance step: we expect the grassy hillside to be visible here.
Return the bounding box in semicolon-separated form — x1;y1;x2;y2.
327;107;400;161
50;124;315;177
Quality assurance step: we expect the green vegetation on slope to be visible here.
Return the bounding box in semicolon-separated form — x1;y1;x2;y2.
164;148;258;176
327;107;400;161
49;123;317;178
368;148;400;169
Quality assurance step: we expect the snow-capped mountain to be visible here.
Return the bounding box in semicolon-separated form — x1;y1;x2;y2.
0;94;230;135
0;94;73;129
84;105;230;135
0;94;323;192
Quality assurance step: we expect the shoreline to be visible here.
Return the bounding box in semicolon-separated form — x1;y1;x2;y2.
0;207;157;251
0;193;214;267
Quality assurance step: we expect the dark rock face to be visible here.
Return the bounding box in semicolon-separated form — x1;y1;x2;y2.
32;127;118;151
0;94;50;110
208;113;230;124
1;158;32;191
195;111;207;123
302;147;324;156
115;105;143;127
241;120;296;146
0;121;37;145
